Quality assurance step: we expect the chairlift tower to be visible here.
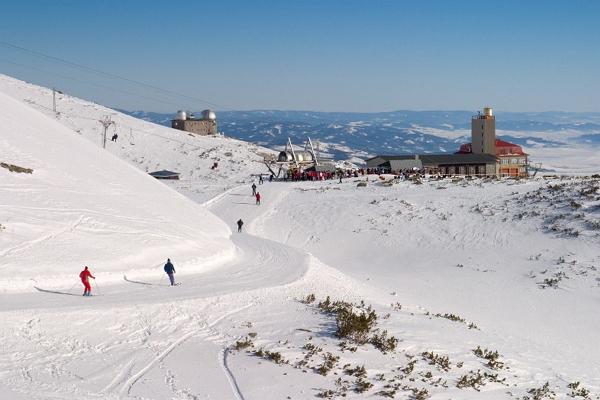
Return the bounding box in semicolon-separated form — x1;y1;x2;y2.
99;116;115;149
52;88;63;115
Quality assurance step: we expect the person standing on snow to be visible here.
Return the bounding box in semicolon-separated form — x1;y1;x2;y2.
79;266;95;296
259;175;264;185
255;192;261;205
164;258;176;286
251;182;257;196
237;219;244;233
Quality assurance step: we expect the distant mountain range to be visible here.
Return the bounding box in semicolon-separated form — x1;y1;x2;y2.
121;110;600;162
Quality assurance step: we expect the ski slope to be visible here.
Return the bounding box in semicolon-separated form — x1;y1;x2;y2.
0;90;234;292
1;75;600;399
0;73;274;203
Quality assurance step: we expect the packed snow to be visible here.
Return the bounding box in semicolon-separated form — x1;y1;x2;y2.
0;91;234;293
1;75;600;399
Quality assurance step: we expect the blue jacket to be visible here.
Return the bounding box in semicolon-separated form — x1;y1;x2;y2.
164;261;175;274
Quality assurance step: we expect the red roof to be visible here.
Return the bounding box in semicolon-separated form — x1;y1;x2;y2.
456;139;527;156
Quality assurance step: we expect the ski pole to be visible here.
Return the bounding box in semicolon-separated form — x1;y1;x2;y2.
93;279;101;295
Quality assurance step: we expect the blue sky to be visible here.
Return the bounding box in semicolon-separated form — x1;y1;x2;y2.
0;0;599;112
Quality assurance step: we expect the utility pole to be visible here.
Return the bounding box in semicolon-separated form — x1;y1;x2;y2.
99;116;115;149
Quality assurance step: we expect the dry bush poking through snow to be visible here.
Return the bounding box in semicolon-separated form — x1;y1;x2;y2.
1;162;33;173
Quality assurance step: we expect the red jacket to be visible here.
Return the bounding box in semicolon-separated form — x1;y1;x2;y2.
256;193;261;201
79;269;95;282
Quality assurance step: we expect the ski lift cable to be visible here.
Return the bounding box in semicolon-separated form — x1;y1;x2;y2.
10;91;214;151
0;41;230;110
0;58;195;110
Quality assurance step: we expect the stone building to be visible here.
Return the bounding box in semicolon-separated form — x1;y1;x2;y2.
171;109;218;136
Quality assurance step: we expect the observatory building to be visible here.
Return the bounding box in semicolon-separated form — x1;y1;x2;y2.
171;109;218;136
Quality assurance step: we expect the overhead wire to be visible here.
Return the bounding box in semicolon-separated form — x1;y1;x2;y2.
0;45;225;151
0;40;230;110
14;88;195;149
38;99;211;150
0;58;193;110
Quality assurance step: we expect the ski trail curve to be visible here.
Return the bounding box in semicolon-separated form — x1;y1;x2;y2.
117;303;253;399
220;347;246;400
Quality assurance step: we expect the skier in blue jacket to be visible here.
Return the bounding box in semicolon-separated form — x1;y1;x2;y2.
164;259;176;286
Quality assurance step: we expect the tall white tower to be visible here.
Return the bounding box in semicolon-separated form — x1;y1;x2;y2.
471;107;496;154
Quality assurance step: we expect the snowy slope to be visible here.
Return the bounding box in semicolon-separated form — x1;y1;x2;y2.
0;91;234;292
0;73;274;203
2;73;600;400
254;177;600;389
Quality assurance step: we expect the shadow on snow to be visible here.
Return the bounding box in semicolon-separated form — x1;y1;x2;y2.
33;286;81;296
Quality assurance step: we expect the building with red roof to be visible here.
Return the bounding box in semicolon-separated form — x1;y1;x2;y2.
457;139;528;177
366;107;530;178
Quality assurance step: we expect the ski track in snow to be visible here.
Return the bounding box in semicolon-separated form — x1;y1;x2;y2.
0;181;328;400
221;347;246;400
0;215;85;258
117;331;196;397
117;303;254;399
3;74;600;398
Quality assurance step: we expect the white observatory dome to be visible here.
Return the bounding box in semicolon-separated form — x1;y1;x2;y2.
175;110;187;120
201;109;217;120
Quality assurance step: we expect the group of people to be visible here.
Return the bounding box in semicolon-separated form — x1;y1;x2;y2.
78;258;177;296
255;174;274;184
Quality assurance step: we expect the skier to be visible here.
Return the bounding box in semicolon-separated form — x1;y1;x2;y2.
255;192;261;205
164;258;176;286
259;175;264;185
269;174;274;182
251;182;257;196
111;133;118;142
237;218;244;232
79;266;95;296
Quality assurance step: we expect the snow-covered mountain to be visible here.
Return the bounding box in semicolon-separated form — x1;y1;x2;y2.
0;90;234;292
126;109;600;168
1;73;599;399
0;73;275;203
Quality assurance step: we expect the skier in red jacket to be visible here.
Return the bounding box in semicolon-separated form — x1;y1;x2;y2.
79;266;95;296
255;192;261;205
